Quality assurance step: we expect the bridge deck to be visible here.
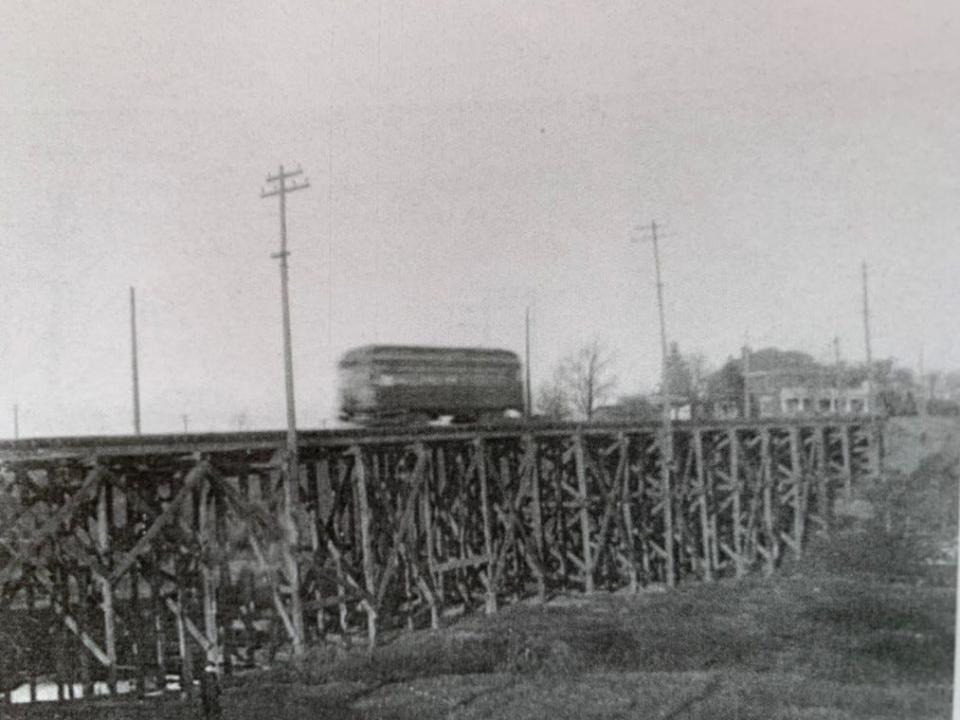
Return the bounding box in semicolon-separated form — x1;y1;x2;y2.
0;415;874;460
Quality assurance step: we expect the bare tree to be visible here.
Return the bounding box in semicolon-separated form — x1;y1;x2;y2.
558;341;618;420
536;368;572;420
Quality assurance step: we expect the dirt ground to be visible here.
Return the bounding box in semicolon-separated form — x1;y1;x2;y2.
4;417;957;720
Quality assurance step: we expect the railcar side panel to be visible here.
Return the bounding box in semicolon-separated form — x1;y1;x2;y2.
338;345;523;422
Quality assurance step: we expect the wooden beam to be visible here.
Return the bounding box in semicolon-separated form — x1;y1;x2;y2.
658;427;676;587
814;426;830;536
0;466;104;587
28;568;113;667
474;439;497;614
248;532;298;644
693;429;712;582
573;432;594;592
616;435;639;592
839;425;853;495
278;450;306;655
585;439;626;580
434;554;494;574
788;427;805;557
97;479;117;690
109;461;210;584
352;448;378;648
374;445;428;607
165;596;214;656
729;429;744;578
524;435;545;577
198;480;221;669
760;429;777;575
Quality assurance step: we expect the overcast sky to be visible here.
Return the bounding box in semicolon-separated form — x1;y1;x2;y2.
1;1;957;436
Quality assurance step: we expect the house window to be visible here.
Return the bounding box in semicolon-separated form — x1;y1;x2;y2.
819;399;832;413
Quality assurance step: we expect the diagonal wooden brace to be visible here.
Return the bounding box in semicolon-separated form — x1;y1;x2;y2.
109;461;210;585
165;596;215;656
24;566;113;666
248;532;298;644
0;465;105;587
374;445;428;607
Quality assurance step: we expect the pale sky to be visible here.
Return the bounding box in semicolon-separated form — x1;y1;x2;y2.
1;1;957;436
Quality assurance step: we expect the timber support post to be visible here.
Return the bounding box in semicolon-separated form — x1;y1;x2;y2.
352;448;378;649
573;431;594;593
693;429;712;582
660;427;676;587
475;439;498;614
839;426;853;496
0;415;880;694
280;452;306;656
788;427;805;558
96;472;118;692
760;429;777;575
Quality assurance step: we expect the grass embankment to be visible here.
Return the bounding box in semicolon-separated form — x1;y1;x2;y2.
6;417;957;719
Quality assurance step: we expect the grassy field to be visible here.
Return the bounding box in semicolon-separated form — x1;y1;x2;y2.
5;417;957;719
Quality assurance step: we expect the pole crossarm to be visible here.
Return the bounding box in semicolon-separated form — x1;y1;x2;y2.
260;180;310;199
265;166;303;183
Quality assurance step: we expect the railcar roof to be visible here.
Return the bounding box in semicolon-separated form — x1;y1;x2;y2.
339;345;520;365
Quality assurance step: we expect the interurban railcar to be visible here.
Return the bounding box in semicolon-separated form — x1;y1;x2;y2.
338;345;524;424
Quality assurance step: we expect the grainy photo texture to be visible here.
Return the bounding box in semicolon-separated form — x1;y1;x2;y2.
0;2;957;718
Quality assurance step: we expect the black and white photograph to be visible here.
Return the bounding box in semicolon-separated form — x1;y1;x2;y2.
0;1;957;717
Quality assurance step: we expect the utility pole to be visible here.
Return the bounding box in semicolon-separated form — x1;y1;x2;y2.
633;219;675;587
181;414;189;433
833;335;842;413
13;404;18;440
260;163;310;655
742;344;752;419
861;262;874;413
918;345;928;419
649;222;670;387
262;165;309;452
130;287;142;435
524;306;532;419
861;261;883;479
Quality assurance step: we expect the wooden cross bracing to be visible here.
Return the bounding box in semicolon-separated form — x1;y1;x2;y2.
0;419;877;697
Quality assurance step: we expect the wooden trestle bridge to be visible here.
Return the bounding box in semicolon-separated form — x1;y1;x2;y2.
0;417;880;699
